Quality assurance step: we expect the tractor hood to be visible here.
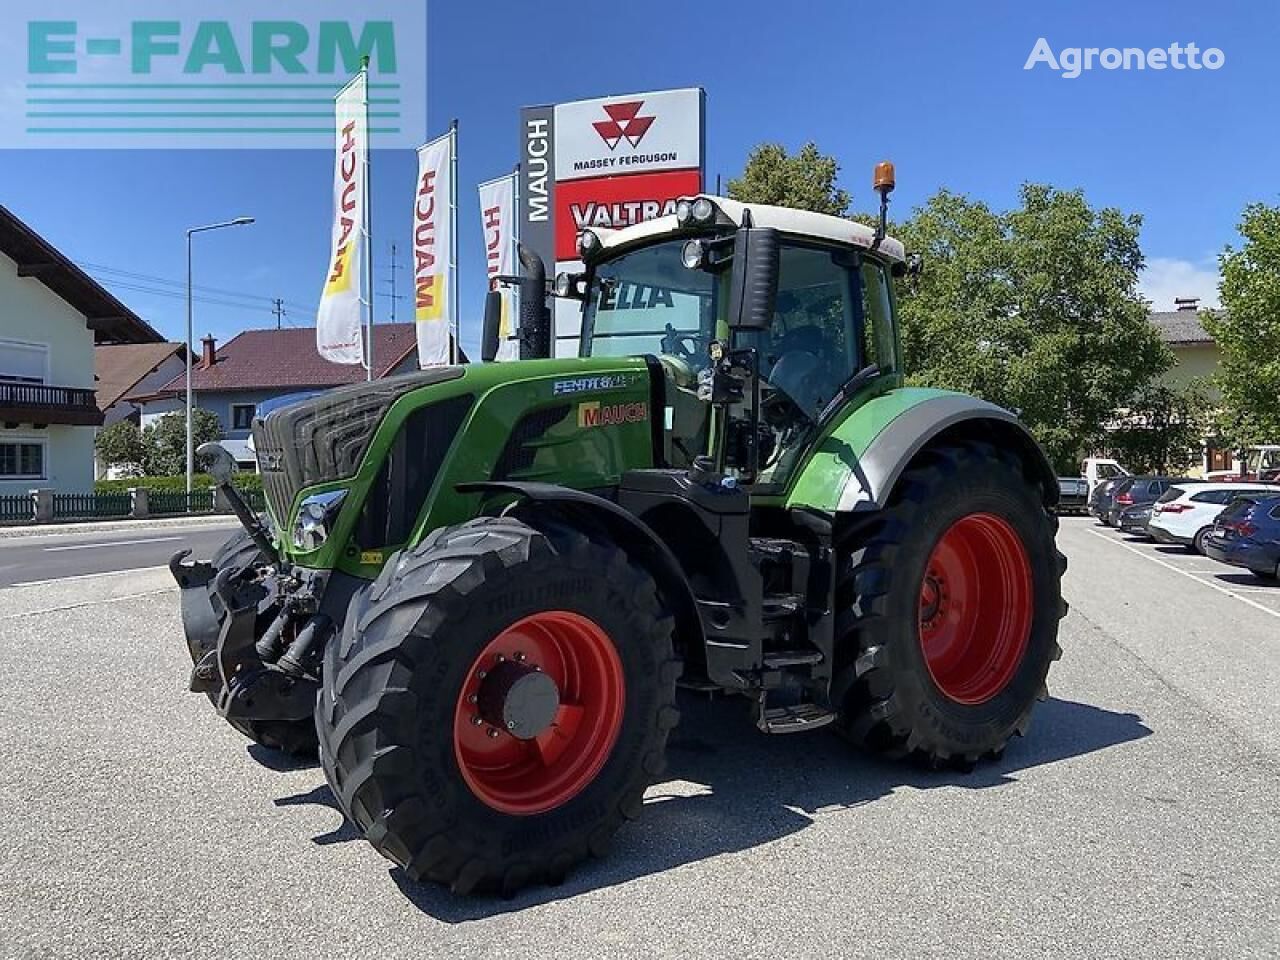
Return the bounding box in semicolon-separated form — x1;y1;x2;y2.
253;356;657;574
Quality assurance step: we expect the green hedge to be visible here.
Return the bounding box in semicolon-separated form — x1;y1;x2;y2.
95;473;263;494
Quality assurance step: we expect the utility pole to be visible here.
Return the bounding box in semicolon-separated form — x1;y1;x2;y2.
272;298;286;330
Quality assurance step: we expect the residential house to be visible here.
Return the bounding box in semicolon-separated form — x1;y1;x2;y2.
1150;298;1232;474
131;324;426;469
95;342;187;427
93;341;187;478
0;204;161;493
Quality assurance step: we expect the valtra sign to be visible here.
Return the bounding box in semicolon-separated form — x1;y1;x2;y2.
554;169;702;260
519;86;705;354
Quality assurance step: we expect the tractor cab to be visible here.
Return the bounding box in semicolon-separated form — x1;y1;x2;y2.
565;193;907;493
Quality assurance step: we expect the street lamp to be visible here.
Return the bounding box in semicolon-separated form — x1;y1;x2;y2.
186;217;255;495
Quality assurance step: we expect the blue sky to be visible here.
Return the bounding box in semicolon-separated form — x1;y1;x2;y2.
3;0;1277;359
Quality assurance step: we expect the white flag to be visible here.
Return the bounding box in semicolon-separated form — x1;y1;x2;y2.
414;132;453;366
316;72;368;366
478;173;519;361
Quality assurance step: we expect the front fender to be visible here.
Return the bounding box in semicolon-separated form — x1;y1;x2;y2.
785;389;1057;514
456;481;704;652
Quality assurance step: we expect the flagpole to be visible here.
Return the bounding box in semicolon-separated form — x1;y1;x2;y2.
362;55;375;381
512;162;521;357
449;118;459;365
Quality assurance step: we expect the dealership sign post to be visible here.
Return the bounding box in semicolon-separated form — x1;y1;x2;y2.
519;88;705;355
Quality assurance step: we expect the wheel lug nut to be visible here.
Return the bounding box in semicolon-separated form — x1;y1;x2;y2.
467;694;478;704
495;654;504;662
471;715;483;726
487;728;500;739
476;670;487;680
506;720;516;730
514;652;525;662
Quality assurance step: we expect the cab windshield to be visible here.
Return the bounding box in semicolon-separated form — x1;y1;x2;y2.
581;239;723;372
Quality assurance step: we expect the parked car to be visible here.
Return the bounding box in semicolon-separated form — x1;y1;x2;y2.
1117;501;1155;535
1057;476;1089;514
1203;494;1280;580
1105;476;1192;526
1088;477;1126;524
1082;457;1129;496
1148;482;1280;554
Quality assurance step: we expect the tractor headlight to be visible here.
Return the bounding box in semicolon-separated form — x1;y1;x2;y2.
691;197;716;223
675;199;694;225
291;490;347;552
576;229;601;259
681;239;708;270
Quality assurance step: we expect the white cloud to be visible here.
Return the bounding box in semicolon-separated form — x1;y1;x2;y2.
1139;257;1221;311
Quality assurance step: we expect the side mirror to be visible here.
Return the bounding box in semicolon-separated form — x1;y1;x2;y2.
197;441;236;485
480;289;502;363
726;227;780;330
517;242;552;360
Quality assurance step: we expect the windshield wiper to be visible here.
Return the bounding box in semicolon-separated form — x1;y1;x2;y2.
816;363;881;428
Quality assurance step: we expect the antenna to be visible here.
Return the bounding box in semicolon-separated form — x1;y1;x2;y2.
383;241;406;323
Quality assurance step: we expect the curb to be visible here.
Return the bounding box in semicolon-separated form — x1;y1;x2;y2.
0;514;241;540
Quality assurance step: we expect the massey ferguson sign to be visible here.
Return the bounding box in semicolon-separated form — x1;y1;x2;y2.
554;90;702;181
518;87;705;354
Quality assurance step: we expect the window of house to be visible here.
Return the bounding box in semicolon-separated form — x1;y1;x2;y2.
0;441;46;479
0;341;49;385
231;403;257;430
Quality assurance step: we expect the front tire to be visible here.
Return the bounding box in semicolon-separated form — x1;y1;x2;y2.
316;517;680;895
833;442;1065;766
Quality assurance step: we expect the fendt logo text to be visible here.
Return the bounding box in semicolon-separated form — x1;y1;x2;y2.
592;100;655;150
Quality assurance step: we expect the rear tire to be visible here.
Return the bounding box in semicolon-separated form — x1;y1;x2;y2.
833;442;1065;766
1192;526;1212;555
190;528;318;758
316;517;680;895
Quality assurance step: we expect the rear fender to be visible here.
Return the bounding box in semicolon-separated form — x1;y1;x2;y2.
785;390;1058;514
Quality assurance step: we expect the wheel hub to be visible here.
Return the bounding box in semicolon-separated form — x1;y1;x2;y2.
917;513;1033;705
476;659;561;740
453;611;626;815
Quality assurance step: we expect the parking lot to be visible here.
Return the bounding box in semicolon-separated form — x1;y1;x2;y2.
0;516;1276;960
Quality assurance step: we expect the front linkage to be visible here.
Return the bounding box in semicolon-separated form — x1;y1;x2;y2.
171;443;329;751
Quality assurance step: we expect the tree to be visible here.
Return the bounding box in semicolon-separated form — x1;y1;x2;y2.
142;409;223;476
895;184;1172;472
1203;202;1280;449
95;419;147;474
727;142;850;216
1105;381;1210;475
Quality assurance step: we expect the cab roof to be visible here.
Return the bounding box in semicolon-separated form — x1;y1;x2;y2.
593;194;907;263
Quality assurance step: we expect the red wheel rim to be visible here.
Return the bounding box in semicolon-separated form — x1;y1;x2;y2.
453;611;625;815
918;513;1033;705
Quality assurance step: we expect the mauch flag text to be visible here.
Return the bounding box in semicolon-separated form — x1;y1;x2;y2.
317;72;368;366
415;132;453;366
478;173;518;361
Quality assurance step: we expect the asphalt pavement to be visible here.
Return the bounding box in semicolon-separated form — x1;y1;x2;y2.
0;519;240;588
0;516;1275;959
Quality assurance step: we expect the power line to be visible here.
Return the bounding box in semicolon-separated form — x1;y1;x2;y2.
78;258;320;321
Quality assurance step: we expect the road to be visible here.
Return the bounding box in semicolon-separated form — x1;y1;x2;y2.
0;519;239;588
0;516;1275;959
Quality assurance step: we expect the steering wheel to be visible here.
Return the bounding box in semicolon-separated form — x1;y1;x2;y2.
660;324;701;363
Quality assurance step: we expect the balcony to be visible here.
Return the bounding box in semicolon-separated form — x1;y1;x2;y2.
0;381;103;426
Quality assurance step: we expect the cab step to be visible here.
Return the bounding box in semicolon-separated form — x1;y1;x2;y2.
757;702;837;734
762;649;824;669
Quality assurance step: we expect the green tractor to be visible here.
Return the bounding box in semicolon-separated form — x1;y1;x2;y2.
174;166;1066;896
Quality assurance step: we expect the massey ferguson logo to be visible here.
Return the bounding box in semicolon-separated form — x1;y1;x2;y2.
593;100;655;150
